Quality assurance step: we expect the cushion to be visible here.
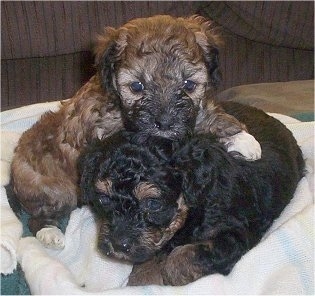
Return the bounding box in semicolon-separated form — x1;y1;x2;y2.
217;80;314;121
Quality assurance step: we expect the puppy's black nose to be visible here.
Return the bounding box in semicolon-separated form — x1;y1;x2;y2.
112;239;131;253
154;115;173;131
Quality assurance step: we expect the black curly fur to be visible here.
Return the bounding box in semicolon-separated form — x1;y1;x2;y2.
79;102;304;285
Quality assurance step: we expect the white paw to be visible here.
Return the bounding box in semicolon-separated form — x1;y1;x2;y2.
221;131;262;161
36;226;65;249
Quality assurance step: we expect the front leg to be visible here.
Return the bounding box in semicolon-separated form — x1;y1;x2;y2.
161;232;247;286
219;130;262;161
195;102;261;161
128;256;164;286
161;243;213;286
127;244;215;286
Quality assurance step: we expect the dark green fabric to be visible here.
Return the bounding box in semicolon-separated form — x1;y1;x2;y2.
1;265;30;295
293;112;314;122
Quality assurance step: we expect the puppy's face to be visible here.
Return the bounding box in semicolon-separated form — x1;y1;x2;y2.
81;140;187;263
95;15;221;141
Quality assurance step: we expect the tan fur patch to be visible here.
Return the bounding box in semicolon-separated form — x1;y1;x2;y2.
95;179;113;195
128;256;164;286
161;244;204;285
155;194;188;247
133;182;161;200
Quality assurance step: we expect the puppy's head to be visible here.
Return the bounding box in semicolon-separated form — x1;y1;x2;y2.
94;15;222;140
80;133;187;263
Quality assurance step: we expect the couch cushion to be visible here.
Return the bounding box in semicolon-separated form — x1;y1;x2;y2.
216;80;314;121
198;1;314;50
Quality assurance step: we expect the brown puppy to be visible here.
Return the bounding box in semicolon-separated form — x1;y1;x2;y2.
10;15;260;249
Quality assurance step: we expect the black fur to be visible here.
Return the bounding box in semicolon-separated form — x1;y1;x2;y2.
79;102;304;285
121;89;199;142
97;41;119;95
170;102;304;278
204;47;221;88
79;131;182;262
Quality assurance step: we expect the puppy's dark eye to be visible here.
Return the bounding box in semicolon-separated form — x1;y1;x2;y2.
143;198;163;212
97;194;111;206
130;81;144;93
183;80;196;93
92;195;112;217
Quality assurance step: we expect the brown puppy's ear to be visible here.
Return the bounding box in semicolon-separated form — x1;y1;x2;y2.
93;27;127;93
186;15;223;88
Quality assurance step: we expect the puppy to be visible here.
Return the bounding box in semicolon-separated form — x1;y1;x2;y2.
10;15;260;248
80;102;304;286
79;131;185;262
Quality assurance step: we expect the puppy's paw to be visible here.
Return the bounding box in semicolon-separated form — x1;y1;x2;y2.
161;244;202;286
220;131;262;161
36;225;65;249
128;257;164;286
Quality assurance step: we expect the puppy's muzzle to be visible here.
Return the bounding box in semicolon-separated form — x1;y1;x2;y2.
154;113;174;132
128;91;198;141
102;195;188;261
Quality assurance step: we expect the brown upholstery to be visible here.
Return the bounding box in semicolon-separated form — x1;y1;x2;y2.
1;1;196;110
1;1;314;110
198;1;314;92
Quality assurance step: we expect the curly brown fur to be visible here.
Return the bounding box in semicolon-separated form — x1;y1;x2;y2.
10;15;257;245
79;102;304;286
10;76;123;235
127;256;164;286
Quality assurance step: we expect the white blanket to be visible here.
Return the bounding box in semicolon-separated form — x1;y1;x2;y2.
1;101;314;294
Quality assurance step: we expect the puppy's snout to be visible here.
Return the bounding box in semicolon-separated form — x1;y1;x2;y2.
112;237;131;253
154;114;173;131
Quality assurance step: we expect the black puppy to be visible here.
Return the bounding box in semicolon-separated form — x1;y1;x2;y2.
79;102;304;286
79;131;185;263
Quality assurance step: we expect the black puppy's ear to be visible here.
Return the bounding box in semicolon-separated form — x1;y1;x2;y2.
93;27;127;94
187;15;223;88
78;150;104;204
172;135;219;207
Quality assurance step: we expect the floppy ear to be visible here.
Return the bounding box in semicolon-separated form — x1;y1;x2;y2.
172;135;218;207
93;27;127;94
78;149;104;203
187;15;223;88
